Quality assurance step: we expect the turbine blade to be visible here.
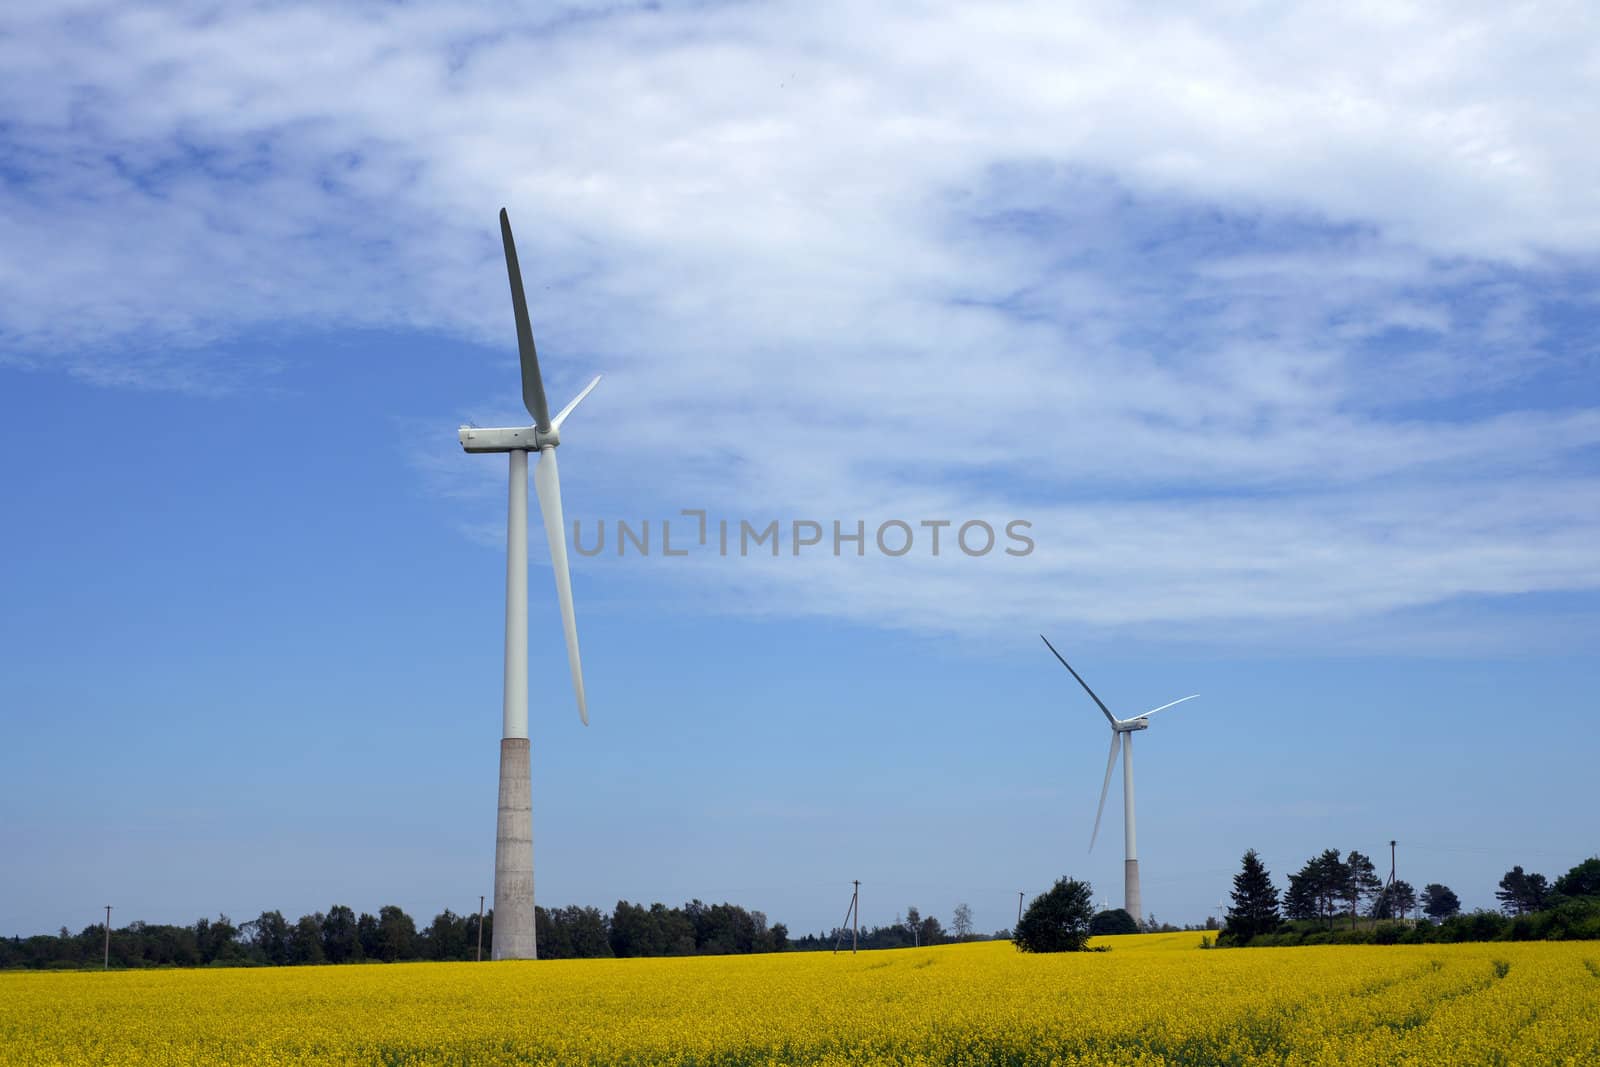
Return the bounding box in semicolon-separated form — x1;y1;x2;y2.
551;375;602;432
1090;731;1120;852
1139;694;1199;719
500;208;551;431
532;447;587;724
1040;635;1117;726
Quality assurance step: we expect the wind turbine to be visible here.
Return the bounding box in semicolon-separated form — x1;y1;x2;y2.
459;208;599;960
1039;635;1197;925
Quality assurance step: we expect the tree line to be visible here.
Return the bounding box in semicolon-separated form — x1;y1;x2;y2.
781;900;1045;951
1;898;801;970
786;903;987;951
4;894;1026;970
786;898;1187;954
1222;849;1600;946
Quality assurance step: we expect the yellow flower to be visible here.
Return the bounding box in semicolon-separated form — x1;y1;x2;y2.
3;934;1597;1065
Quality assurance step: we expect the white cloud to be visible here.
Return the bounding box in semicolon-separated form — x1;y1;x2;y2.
3;0;1598;644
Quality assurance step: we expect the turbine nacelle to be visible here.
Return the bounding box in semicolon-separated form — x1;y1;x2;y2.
1112;717;1150;733
458;425;561;453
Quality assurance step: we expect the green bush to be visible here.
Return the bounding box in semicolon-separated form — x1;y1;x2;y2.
1506;915;1538;941
1442;911;1506;943
1088;909;1139;936
1529;898;1600;940
1258;932;1301;947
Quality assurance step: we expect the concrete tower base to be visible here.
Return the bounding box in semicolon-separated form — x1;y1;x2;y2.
1124;859;1142;927
492;737;535;960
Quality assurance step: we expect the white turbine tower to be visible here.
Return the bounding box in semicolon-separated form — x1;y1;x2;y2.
459;209;599;960
1040;635;1197;924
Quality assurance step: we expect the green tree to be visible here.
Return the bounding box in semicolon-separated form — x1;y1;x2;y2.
951;903;974;941
608;900;655;958
653;903;695;955
1422;883;1460;921
535;906;570;958
425;909;469;961
356;912;381;960
290;914;325;964
321;905;360;963
194;914;238;964
1495;867;1527;914
1284;867;1318;922
536;906;613;959
1344;851;1381;928
771;922;789;951
1496;867;1549;915
904;906;922;946
1372;879;1417;920
248;910;291;966
1223;849;1281;943
1553;857;1600;899
1013;877;1095;953
562;906;612;958
376;905;417;961
1317;850;1351;929
1089;908;1139;936
893;906;943;947
1288;850;1348;929
750;910;776;954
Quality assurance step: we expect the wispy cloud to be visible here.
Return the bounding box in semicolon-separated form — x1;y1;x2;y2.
3;0;1597;646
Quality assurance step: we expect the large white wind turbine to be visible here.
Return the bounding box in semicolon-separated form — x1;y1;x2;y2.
1040;635;1197;924
459;209;599;960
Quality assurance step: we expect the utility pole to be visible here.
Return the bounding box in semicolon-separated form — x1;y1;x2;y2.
477;895;485;962
1385;840;1398;920
103;906;111;970
833;880;860;954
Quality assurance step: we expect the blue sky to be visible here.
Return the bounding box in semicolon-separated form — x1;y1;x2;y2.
2;1;1598;939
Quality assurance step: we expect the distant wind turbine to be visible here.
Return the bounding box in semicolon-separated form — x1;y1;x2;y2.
459;209;600;960
1040;635;1198;924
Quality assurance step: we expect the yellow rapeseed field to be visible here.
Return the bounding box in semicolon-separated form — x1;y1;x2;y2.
3;933;1598;1065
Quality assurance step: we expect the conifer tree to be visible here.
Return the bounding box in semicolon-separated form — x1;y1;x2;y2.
1344;851;1382;929
1223;849;1281;943
1422;883;1460;921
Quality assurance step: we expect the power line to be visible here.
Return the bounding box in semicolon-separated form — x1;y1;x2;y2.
1404;842;1579;859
